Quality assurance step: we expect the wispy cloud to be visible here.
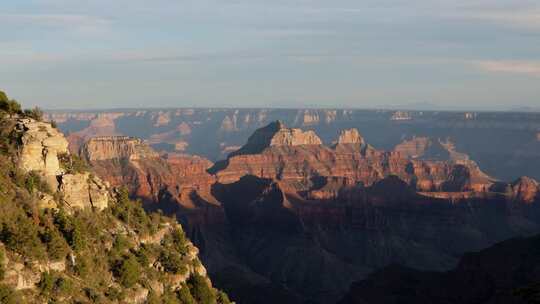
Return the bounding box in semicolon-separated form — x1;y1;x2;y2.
474;60;540;76
1;13;110;26
0;13;111;36
443;5;540;30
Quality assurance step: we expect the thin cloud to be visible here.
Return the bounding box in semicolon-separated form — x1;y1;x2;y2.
0;13;111;27
474;60;540;76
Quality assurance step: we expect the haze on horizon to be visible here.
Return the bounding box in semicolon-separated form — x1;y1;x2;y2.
1;0;539;110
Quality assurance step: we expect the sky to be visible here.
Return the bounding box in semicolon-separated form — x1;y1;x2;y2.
1;0;540;110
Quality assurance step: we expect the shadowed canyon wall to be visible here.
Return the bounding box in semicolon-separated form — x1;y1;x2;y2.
76;120;540;304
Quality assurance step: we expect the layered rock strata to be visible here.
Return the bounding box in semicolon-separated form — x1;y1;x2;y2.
79;121;540;304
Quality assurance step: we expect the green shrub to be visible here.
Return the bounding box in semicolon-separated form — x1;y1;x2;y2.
0;90;22;117
54;210;87;252
84;287;102;303
0;284;18;304
0;248;5;280
188;274;216;304
24;171;52;194
55;277;74;294
114;254;141;288
105;286;124;301
111;187;157;234
41;228;70;260
217;290;232;304
0;215;46;259
23;106;44;121
177;283;196;304
74;254;91;277
58;153;89;174
38;271;57;295
161;288;181;304
159;250;187;275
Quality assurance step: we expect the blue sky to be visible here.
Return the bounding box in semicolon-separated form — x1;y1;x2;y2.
1;0;539;110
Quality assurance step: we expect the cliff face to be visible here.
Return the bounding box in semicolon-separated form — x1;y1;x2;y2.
213;123;494;195
17;118;69;181
511;176;539;204
79;121;540;304
15;118;109;211
81;136;159;161
82;136;219;216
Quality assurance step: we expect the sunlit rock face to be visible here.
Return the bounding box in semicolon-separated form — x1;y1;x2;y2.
17;118;69;178
511;176;539;204
59;172;109;211
211;122;495;194
81;136;158;162
15;118;110;211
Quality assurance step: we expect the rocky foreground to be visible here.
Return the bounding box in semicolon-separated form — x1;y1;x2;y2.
0;93;231;303
80;121;540;304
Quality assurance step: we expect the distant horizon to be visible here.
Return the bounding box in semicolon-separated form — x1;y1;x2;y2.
42;103;540;114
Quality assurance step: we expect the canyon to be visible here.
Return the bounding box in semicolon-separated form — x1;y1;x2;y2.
76;120;540;304
339;234;540;304
47;108;540;182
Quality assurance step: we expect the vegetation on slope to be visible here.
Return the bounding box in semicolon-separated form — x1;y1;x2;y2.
0;90;232;303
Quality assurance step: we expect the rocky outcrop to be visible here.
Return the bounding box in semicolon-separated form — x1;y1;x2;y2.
229;121;322;157
82;138;219;214
153;111;171;127
511;176;539;204
212;123;494;193
335;129;365;145
82;136;158;161
59;173;109;210
17;118;69;182
269;122;322;146
393;136;431;159
15;118;110;211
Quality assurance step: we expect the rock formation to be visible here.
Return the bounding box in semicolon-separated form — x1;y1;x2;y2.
17;118;69;181
335;128;365;145
511;176;539;204
82;136;218;214
81;136;158;161
79;121;540;304
15;118;110;211
212;122;494;194
48;108;540;181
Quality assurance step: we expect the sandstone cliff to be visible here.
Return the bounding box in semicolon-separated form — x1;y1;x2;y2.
212;122;495;195
81;136;158;162
229;121;322;157
82;136;219;215
15;118;110;211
